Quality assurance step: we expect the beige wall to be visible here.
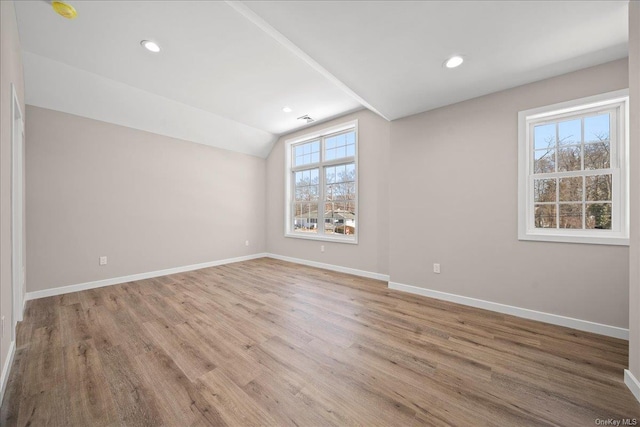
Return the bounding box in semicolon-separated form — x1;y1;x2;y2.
628;0;640;379
1;0;25;394
389;59;630;328
266;109;390;276
26;106;266;293
13;9;635;380
24;56;621;325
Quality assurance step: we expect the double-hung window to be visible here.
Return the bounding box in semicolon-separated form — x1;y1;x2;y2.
518;90;629;245
285;120;358;243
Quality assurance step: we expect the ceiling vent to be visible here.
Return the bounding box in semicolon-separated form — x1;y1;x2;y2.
297;114;314;124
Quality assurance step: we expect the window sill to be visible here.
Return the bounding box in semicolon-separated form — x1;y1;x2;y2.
285;232;358;245
518;231;629;246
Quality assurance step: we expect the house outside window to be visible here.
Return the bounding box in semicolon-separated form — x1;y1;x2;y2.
518;90;629;245
285;120;358;243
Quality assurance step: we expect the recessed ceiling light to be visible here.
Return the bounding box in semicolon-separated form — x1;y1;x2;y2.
52;1;77;19
444;55;464;69
141;40;161;53
282;106;292;113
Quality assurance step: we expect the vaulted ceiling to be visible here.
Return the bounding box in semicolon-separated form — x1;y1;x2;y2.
15;1;629;157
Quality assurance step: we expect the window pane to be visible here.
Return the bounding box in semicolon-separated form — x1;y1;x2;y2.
330;163;355;183
584;141;610;170
534;204;556;228
325;131;356;160
559;176;583;202
295;185;319;201
326;183;356;201
293;203;318;233
324;201;356;236
295;169;316;184
534;123;556;150
293;141;320;166
522;101;624;242
558;119;581;146
559;204;582;229
584;114;610;143
325;166;336;184
557;146;581;172
534;149;555;173
295;168;319;201
585;174;612;201
534;178;556;203
331;164;344;182
289;128;356;240
346;144;355;157
345;163;356;179
326;162;356;201
339;164;349;182
326;135;338;148
586;203;612;230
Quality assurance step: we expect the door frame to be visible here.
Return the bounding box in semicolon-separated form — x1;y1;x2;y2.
11;83;25;336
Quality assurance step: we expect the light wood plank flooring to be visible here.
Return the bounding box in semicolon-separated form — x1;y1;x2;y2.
1;258;639;426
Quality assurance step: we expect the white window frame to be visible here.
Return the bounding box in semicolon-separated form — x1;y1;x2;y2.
518;89;629;245
284;120;358;244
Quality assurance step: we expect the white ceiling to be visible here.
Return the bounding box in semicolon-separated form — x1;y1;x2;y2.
245;0;629;120
14;1;629;157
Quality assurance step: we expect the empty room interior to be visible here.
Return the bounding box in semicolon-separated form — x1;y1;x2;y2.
1;0;640;425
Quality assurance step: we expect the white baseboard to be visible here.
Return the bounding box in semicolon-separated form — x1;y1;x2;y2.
23;252;388;301
21;253;627;341
25;253;268;301
388;282;629;340
625;369;640;403
0;340;16;406
266;253;390;282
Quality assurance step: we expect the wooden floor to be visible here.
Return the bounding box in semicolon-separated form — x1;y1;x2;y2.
1;258;639;426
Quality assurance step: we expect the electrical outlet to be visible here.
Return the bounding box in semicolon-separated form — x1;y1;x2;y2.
99;256;107;266
245;240;250;247
320;245;325;253
433;263;441;274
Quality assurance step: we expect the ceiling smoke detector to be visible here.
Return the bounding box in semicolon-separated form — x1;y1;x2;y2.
297;114;314;124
